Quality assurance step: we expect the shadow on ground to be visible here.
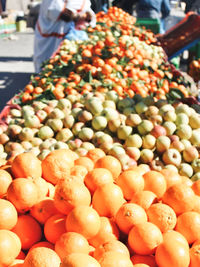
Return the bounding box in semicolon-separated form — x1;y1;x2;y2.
0;56;33;62
0;72;33;112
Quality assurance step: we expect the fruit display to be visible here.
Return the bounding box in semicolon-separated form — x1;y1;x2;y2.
1;6;200;267
16;7;190;104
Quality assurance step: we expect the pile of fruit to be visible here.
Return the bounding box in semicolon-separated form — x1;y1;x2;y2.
1;6;200;267
18;7;189;104
1;149;200;267
189;59;200;82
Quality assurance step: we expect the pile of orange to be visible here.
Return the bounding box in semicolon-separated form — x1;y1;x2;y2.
0;148;200;266
20;6;189;104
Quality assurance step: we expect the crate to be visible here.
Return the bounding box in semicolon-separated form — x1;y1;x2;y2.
0;22;16;38
135;18;160;34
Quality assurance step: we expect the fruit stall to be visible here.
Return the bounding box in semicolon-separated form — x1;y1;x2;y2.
1;7;200;267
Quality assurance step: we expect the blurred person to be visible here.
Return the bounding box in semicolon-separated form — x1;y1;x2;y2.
33;0;96;73
112;0;139;15
91;0;109;13
136;0;171;33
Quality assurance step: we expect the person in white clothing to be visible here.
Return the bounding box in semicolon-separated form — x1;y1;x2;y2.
33;0;96;73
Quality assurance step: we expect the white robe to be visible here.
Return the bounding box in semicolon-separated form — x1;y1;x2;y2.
33;0;95;73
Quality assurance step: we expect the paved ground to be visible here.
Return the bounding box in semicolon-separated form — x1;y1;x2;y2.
0;28;35;112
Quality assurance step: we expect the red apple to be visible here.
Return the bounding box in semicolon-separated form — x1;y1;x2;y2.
151;125;167;138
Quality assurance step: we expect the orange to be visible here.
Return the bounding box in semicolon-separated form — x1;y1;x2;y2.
88;217;119;248
0;199;18;230
190;240;200;266
42;149;77;184
175;211;200;244
7;178;38;213
60;253;100;267
162;183;195;215
86;148;105;163
94;155;122;180
131;254;157;267
44;213;66;244
0;229;21;267
70;165;88;182
130;190;158;211
116;170;144;200
93;240;130;261
192;179;200;196
160;169;182;189
115;203;147;235
162;230;189;249
30;241;54;251
84;168;113;194
54;178;91;215
0;169;12;198
98;251;133;267
12;214;42;250
66;205;101;239
143;171;166;199
55;232;90;260
30;197;59;224
11;152;42;179
23;247;61;267
74;157;94;172
128;222;163;255
28;176;48;201
92;183;125;218
146;203;177;233
155;233;190;267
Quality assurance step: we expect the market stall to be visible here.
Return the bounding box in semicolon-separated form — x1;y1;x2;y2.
0;7;200;267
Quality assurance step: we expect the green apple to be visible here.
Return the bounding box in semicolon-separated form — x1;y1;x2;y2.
179;163;193;177
46;119;63;132
142;134;156;149
63;115;75;129
125;134;142;148
175;113;189;126
190;129;200;146
162;148;181;166
163;110;177;122
117;97;135;112
126;114;142;127
156;136;171;153
137;120;153;135
37;126;54;140
103;100;116;109
159;104;174;116
105;90;119;103
135;101;148;114
140;149;154;163
163;121;176;135
117;125;132;140
181;139;192;149
57;98;72;110
78;127;94;141
92;116;108;131
176;124;192;140
145;105;159;118
19;127;35;141
24;115;41;128
163;164;178;173
175;103;191;116
108;119;121;132
56;128;73;142
49;108;65;119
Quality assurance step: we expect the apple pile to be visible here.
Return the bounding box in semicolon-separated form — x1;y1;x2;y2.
1;89;200;180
